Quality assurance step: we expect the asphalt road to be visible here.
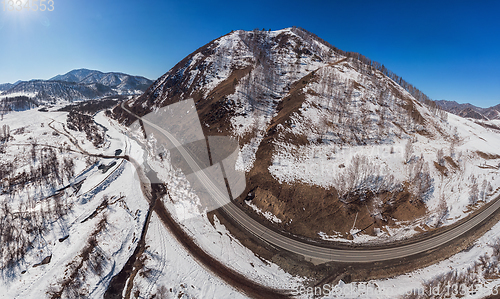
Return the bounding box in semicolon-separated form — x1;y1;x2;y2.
121;102;499;263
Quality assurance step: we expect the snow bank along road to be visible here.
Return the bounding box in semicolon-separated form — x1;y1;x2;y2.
120;102;500;263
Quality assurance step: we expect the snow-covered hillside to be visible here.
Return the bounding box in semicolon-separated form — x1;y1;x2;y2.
0;107;305;298
50;68;152;93
0;69;152;112
2;27;500;299
114;27;500;244
0;108;149;298
437;99;500;120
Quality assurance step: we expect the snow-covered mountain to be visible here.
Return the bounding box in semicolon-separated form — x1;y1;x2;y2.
50;68;152;92
2;27;500;299
0;69;153;111
0;83;15;92
50;68;98;83
114;27;500;244
436;99;500;120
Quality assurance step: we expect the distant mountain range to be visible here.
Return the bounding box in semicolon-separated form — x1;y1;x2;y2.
50;69;152;91
0;83;18;92
436;100;500;120
0;69;153;111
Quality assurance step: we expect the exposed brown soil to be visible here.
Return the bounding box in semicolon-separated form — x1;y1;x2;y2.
207;208;344;283
112;31;251;129
195;65;253;136
102;29;500;297
445;156;459;169
477;151;500;160
240;180;426;241
479;164;499;170
110;42;433;246
101;158;291;298
271;70;315;128
475;120;500;132
236;65;428;242
485;292;500;299
434;161;449;176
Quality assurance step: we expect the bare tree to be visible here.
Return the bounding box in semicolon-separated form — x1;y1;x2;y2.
335;154;398;204
63;158;75;182
436;148;445;166
404;139;413;163
156;285;170;299
408;157;433;202
469;175;479;205
436;193;449;227
481;179;488;201
0;124;10;141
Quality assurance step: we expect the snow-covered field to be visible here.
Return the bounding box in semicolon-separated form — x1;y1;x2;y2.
105;110;307;298
0;106;306;298
1;108;298;299
327;218;500;299
130;128;307;298
129;213;249;299
0;109;149;298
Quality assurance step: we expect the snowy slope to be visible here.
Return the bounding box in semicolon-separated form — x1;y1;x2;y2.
0;69;152;111
51;68;152;92
114;27;500;244
0;109;149;298
3;27;500;298
329;216;500;299
437;99;500;120
267;57;500;241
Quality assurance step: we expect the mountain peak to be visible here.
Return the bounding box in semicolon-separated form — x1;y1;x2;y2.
437;99;500;120
50;69;103;83
48;69;152;89
113;27;482;245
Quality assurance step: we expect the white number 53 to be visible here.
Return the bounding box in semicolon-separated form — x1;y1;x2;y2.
31;0;54;11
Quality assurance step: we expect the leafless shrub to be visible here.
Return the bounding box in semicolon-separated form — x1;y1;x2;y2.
405;139;413;163
403;269;478;299
435;193;449;227
469;175;479;205
47;215;108;299
0;190;72;273
436;149;445;166
408;157;434;203
11;126;25;135
335;154;399;204
0;144;77;274
404;239;500;298
155;285;170;299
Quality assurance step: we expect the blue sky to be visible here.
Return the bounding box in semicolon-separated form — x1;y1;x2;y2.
1;0;499;107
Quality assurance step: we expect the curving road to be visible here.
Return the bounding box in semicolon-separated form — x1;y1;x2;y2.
121;101;500;263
